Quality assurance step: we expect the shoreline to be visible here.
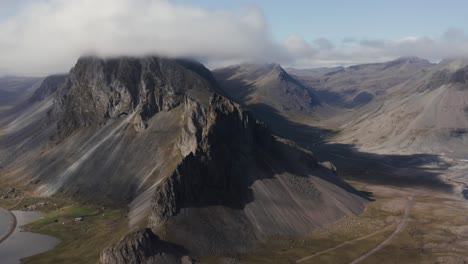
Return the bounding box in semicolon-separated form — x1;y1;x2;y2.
0;210;61;264
0;207;16;244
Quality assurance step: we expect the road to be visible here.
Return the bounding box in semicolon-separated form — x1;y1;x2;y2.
348;195;415;264
296;195;415;263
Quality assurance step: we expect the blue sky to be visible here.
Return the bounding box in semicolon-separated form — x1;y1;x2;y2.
1;0;468;75
173;0;468;42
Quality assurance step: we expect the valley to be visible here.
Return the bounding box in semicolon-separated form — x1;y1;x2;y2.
213;148;468;263
1;56;468;263
2;1;468;263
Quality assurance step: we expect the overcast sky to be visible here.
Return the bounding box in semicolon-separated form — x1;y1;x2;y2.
1;0;468;76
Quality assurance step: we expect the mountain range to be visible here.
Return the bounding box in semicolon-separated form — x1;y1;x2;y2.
0;56;366;263
3;53;468;263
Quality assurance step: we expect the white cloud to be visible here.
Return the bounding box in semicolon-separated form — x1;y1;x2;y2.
314;38;334;50
1;0;468;75
0;0;284;75
283;35;316;58
283;30;468;68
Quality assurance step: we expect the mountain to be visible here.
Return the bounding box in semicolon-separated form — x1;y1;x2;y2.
286;66;345;78
213;63;320;115
0;56;366;262
292;56;434;109
0;76;43;110
281;57;468;157
330;58;468;157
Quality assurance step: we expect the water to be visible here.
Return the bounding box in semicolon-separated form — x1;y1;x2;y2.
0;210;60;264
0;208;14;242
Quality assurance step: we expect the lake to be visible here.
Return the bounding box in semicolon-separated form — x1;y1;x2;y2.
0;209;60;264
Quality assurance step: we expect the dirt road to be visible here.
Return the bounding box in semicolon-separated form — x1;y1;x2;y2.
348;195;414;264
296;195;414;263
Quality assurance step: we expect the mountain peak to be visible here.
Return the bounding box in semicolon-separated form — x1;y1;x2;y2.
394;56;430;64
54;56;218;139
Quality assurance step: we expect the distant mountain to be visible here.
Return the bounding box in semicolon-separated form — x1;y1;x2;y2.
214;63;320;115
0;76;43;109
293;56;434;108
284;57;468;157
331;58;468;157
286;66;344;78
219;57;468;157
0;56;365;263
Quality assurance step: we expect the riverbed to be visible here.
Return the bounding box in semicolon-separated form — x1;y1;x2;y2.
0;210;60;264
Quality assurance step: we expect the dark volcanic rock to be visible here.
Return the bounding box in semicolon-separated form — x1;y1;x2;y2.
150;94;272;227
100;228;191;264
53;56;216;139
30;74;67;102
2;55;367;261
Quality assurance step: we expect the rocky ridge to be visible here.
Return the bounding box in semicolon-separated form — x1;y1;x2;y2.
0;56;367;263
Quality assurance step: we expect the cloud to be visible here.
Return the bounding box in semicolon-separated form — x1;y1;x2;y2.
359;39;387;48
283;35;317;58
341;37;356;44
283;29;468;68
0;0;285;75
1;0;468;75
314;38;334;50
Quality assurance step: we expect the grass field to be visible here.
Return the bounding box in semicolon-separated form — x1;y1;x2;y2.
1;165;468;263
22;204;128;263
0;185;130;264
200;180;468;264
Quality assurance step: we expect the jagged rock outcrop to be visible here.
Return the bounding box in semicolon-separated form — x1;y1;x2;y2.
1;55;367;261
53;56;216;139
142;91;365;256
149;94;272;227
30;74;67;102
100;228;192;264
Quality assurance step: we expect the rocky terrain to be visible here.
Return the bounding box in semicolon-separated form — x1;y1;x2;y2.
295;58;468;157
285;66;344;79
213;64;320;117
0;76;43;111
290;56;434;109
100;228;191;264
209;57;468;263
0;56;366;263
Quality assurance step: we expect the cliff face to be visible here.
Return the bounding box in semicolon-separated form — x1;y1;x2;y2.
30;75;67;103
143;93;364;256
0;55;366;262
100;228;191;264
150;94;272;227
53;56;216;138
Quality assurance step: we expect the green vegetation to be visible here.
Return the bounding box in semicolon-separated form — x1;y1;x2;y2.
0;184;131;263
202;180;468;264
233;192;398;264
22;205;128;263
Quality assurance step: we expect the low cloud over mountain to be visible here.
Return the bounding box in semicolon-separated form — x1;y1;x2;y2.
1;0;468;75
